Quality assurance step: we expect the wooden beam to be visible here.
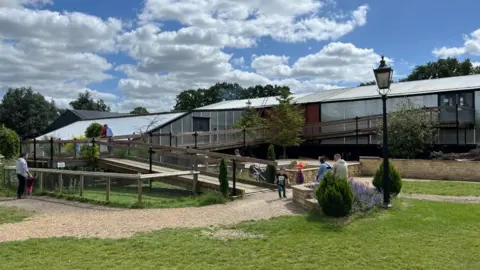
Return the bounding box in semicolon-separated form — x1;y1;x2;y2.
139;171;200;179
4;166;141;179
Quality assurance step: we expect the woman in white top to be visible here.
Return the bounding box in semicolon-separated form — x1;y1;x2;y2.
16;153;31;199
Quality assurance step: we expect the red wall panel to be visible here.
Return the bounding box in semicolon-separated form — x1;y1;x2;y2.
305;103;319;124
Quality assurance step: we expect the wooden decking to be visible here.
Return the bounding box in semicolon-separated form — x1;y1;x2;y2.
99;158;272;195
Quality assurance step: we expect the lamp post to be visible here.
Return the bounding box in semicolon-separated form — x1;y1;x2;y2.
373;55;393;208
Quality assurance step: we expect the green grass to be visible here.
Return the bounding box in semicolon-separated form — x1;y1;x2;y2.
0;206;31;225
38;182;228;209
0;199;479;269
0;188;15;197
402;180;480;196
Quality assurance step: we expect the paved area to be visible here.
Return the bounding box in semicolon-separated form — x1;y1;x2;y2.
0;191;301;243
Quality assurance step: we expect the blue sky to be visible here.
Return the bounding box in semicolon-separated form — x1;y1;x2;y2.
1;0;480;111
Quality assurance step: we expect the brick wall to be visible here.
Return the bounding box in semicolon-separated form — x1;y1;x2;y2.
360;157;480;182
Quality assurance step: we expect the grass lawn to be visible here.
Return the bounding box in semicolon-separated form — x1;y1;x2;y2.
402;180;480;196
0;206;31;225
39;181;227;209
0;188;15;197
0;199;479;269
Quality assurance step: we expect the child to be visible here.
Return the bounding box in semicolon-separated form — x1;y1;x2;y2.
275;168;288;199
296;164;305;185
26;175;35;196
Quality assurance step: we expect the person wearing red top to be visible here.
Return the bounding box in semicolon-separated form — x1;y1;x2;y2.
101;124;107;138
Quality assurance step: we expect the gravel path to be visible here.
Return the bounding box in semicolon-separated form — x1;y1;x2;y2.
0;191;302;243
399;193;480;203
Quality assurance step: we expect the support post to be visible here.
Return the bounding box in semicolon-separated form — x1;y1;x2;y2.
381;94;391;208
106;178;110;201
73;138;77;159
169;131;173;146
137;173;143;203
33;138;37;164
355;116;359;145
58;173;63;193
193;132;198;149
456;104;459;146
242;128;246;150
149;132;153;144
191;154;198;193
50;137;54;168
127;138;131;156
148;146;154;192
39;172;43;193
79;175;84;197
232;159;237;197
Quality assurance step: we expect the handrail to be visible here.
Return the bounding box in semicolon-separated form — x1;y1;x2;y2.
4;166;140;179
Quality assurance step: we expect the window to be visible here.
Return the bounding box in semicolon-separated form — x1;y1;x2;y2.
192;117;210;132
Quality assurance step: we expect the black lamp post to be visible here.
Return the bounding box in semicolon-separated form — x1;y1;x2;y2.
373;55;394;208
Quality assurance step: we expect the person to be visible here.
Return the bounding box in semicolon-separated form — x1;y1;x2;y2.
101;124;107;138
275;168;288;199
295;164;305;185
105;124;114;153
333;153;348;179
16;153;31;199
234;149;241;157
316;156;330;182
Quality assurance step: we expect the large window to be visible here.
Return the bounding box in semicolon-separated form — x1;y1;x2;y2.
192;117;210;132
438;91;474;123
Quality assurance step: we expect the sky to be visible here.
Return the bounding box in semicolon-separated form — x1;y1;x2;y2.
1;0;480;113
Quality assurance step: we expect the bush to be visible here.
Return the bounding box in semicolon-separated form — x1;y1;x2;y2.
315;172;353;217
266;144;276;183
372;160;402;195
0;125;20;159
80;144;100;166
85;123;103;138
198;192;228;206
348;178;383;212
218;158;229;197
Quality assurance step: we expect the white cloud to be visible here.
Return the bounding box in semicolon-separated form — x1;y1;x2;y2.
0;0;52;8
433;28;480;57
231;57;245;67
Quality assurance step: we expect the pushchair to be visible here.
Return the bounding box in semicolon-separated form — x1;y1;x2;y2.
249;164;267;182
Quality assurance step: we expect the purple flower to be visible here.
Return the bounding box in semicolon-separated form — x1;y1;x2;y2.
348;178;383;212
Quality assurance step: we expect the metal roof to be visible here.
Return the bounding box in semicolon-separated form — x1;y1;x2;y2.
70;110;131;120
37;112;186;140
296;74;480;104
194;93;311;110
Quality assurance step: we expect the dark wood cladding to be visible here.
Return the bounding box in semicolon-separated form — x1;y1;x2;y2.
305;103;319;124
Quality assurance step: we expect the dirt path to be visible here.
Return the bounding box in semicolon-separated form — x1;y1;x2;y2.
0;191;303;243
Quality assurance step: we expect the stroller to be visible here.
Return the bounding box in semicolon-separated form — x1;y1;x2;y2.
249;164;267;182
26;175;36;196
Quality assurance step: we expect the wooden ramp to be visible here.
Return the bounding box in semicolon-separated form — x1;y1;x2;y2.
99;158;272;195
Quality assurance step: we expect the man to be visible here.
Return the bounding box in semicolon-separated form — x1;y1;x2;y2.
105;124;114;153
275;168;288;199
16;153;31;199
332;154;348;179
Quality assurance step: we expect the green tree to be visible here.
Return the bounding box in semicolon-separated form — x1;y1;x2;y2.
401;57;480;82
377;101;438;159
0;87;59;138
0;124;20;159
264;89;305;158
85;123;103;138
130;107;149;115
266;144;276;184
218;158;229;197
69;91;111;112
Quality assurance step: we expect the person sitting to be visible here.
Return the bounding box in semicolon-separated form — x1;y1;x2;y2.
332;153;348;179
315;156;331;185
295;164;305;185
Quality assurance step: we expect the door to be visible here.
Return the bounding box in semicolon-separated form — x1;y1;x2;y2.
193;117;210;146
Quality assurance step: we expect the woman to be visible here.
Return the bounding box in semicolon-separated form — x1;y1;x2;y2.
316;156;330;183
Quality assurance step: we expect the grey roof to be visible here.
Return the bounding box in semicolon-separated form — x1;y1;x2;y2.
70;110;131;120
296;74;480;104
194;93;310;110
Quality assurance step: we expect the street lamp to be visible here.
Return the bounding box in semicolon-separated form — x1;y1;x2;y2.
373;55;393;208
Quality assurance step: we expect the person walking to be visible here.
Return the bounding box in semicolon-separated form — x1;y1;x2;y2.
275;168;289;199
16;153;31;199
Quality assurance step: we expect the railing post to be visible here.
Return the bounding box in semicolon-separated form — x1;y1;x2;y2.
50;137;54;168
355;116;359;145
79;175;84;197
232;159;237;197
191;154;198;193
137;173;143;203
127;138;131;156
91;137;96;148
169;131;173;146
73;138;77;159
149;132;153;144
243;128;246;150
193;132;198;149
39;172;43;193
175;136;178;147
148;146;154;192
58;173;63;193
456;104;459;146
106;178;110;201
33;138;37;164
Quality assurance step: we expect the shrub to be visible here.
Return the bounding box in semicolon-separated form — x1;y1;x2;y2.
0;125;20;159
372;160;402;195
315;172;353;217
80;144;100;166
85;123;103;138
266;144;276;183
64;135;85;154
348;178;383;212
198;192;228;206
218;158;229;197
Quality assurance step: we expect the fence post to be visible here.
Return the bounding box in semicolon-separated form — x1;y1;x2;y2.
127;138;131;156
106;178;110;201
73;138;77;159
193;132;198;149
465;127;468;145
175;136;178;147
456;104;459;146
149;132;153;144
91;137;96;148
355;116;359;145
243;128;246;150
232;159;237;197
33;138;37;164
50;137;54;168
169;131;173;146
137;173;143;203
39;172;43;193
79;175;84;197
148;146;155;192
58;173;63;193
191;154;198;193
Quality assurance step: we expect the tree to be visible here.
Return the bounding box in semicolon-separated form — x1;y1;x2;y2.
130;107;149;115
266;144;276;184
69;91;111;112
85;123;103;138
173;82;291;111
0;124;20;159
377;101;438;159
402;57;480;82
218;158;229;197
264;89;305;158
0;87;59;138
234;107;266;130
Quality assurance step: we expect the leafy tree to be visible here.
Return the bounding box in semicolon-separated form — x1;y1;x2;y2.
377;101;438;159
234;107;266;130
69;91;111;112
0;87;59;138
401;57;480;82
358;81;376;86
266;144;276;184
85;123;103;138
264;89;305;158
0;124;20;159
218;158;229;197
373;160;403;195
130;107;149;115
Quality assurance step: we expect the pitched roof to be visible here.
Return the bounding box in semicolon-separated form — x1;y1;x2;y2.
69;110;131;120
194;93;311;110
